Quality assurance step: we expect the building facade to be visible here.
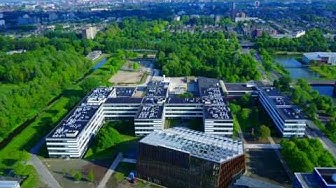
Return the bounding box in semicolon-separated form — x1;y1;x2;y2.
303;52;336;65
137;127;245;188
46;77;234;158
258;87;306;137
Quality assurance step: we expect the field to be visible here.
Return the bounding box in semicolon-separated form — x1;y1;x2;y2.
109;60;151;85
109;70;144;85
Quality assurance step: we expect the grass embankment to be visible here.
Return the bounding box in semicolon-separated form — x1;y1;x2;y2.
0;97;72;187
0;54;123;187
275;51;303;55
310;65;336;80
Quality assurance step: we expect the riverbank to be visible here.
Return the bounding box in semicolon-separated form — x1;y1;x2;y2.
310;66;336;80
275;51;303;55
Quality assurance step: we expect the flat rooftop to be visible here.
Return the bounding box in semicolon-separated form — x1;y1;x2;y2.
47;105;99;139
140;127;243;163
114;87;136;97
105;97;143;104
197;77;223;97
270;96;293;106
261;87;305;120
225;83;255;92
136;105;164;119
261;87;283;97
146;81;168;97
85;87;113;104
204;105;232;120
166;97;202;104
295;167;336;188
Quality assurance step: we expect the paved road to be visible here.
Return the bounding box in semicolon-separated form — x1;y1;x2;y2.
29;137;62;188
268;137;293;181
97;152;123;188
29;154;62;188
245;144;281;149
306;120;336;159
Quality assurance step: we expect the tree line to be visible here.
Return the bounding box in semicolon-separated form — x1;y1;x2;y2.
281;138;336;172
256;29;334;52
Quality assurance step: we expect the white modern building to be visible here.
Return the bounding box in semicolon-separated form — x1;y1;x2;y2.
46;77;234;158
258;87;306;137
303;52;336;65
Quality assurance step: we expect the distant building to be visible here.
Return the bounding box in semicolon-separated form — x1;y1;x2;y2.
0;20;5;27
258;87;306;137
46;77;234;158
234;16;259;23
173;15;181;21
137;127;245;188
294;30;306;38
0;181;20;188
294;167;336;188
303;52;336;65
82;27;97;40
252;29;263;38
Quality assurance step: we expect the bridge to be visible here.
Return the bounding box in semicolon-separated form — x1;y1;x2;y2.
239;41;255;48
307;80;336;86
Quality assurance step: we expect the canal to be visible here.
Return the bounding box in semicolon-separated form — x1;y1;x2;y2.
93;58;107;70
275;55;334;98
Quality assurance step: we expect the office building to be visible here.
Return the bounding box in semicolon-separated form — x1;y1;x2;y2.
294;167;336;188
0;181;20;188
46;77;234;158
258;87;306;137
303;52;336;65
82;27;97;39
137;127;245;188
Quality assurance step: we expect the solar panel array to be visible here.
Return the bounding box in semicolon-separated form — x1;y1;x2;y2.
140;127;243;163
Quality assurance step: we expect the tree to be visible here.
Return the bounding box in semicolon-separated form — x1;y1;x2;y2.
73;171;82;181
80;77;100;93
132;62;140;71
258;125;271;141
87;170;95;182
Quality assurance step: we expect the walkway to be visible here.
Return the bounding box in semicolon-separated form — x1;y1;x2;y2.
97;152;123;188
29;137;62;188
245;144;280;149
